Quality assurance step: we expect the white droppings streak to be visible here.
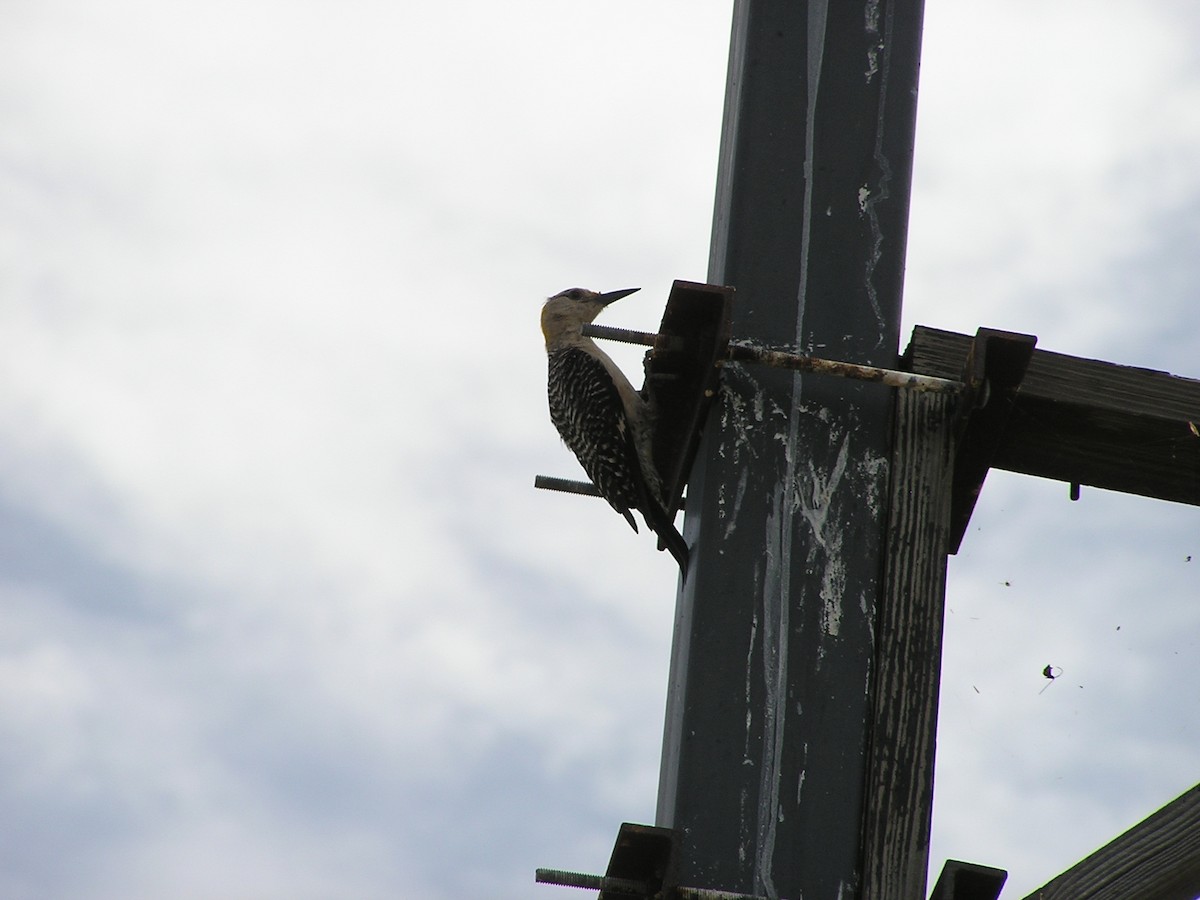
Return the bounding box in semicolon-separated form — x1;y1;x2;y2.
795;433;852;549
865;1;882;85
821;557;847;637
794;0;828;336
724;467;750;540
865;0;881;32
720;366;766;468
862;0;897;345
755;485;791;900
744;608;758;713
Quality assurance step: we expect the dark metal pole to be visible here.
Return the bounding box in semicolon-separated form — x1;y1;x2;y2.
657;1;926;898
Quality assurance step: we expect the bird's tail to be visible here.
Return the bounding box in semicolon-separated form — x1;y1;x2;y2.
644;501;689;580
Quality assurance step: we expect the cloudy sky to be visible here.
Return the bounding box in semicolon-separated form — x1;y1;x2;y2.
2;1;1198;898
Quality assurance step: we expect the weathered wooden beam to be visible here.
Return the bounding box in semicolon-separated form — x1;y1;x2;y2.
1020;782;1200;900
861;389;954;900
904;327;1200;508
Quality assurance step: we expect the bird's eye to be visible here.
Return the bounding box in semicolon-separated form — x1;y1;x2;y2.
566;288;586;301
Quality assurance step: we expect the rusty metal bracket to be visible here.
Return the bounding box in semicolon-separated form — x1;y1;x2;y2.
641;281;734;518
537;823;674;899
929;859;1008;900
537;822;792;899
947;328;1037;553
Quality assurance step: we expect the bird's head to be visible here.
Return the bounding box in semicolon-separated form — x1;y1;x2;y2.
540;287;639;349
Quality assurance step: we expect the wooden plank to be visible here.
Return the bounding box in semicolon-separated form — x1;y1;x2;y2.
861;389;955;900
904;327;1200;507
1021;783;1200;900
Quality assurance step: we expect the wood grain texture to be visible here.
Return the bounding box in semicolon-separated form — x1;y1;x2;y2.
861;389;955;900
904;327;1200;506
1021;783;1200;900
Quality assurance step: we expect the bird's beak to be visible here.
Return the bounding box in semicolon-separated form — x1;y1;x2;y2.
597;287;640;306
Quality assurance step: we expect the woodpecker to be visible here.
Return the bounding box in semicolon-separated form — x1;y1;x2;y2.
541;287;689;577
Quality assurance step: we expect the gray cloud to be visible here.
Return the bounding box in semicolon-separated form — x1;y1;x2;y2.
1;1;1198;898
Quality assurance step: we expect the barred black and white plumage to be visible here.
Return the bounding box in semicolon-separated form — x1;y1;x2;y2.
540;287;689;577
548;346;643;530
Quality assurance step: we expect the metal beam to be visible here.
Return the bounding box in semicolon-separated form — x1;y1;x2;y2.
656;1;927;897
